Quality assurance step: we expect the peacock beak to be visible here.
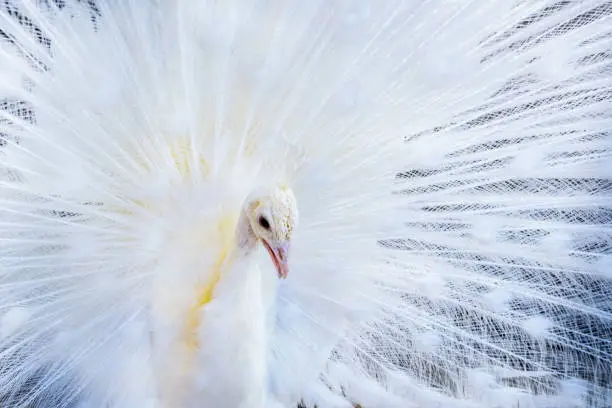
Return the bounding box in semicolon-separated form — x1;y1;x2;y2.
262;240;290;279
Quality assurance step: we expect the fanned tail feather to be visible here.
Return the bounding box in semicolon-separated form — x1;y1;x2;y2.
0;1;610;407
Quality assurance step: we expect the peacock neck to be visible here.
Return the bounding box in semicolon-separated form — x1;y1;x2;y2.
235;209;258;254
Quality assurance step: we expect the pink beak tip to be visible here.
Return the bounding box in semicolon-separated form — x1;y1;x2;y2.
263;240;290;279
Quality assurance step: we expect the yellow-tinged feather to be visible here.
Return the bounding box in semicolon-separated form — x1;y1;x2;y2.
184;213;237;350
184;251;226;351
161;213;239;406
97;138;246;405
169;138;211;179
110;137;211;217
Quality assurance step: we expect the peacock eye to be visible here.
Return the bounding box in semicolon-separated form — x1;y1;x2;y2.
258;216;270;230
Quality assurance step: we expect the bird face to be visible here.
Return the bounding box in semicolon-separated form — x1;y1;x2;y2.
246;186;298;279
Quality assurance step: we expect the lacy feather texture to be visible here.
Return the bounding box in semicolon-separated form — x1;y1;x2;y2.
0;1;611;408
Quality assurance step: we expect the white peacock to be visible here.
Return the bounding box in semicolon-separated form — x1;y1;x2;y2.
0;1;610;408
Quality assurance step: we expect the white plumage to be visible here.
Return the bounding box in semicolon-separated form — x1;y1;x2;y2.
0;1;611;407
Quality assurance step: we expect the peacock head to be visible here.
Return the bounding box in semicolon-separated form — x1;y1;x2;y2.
243;185;298;279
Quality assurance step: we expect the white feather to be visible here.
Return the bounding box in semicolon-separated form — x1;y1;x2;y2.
0;1;610;407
